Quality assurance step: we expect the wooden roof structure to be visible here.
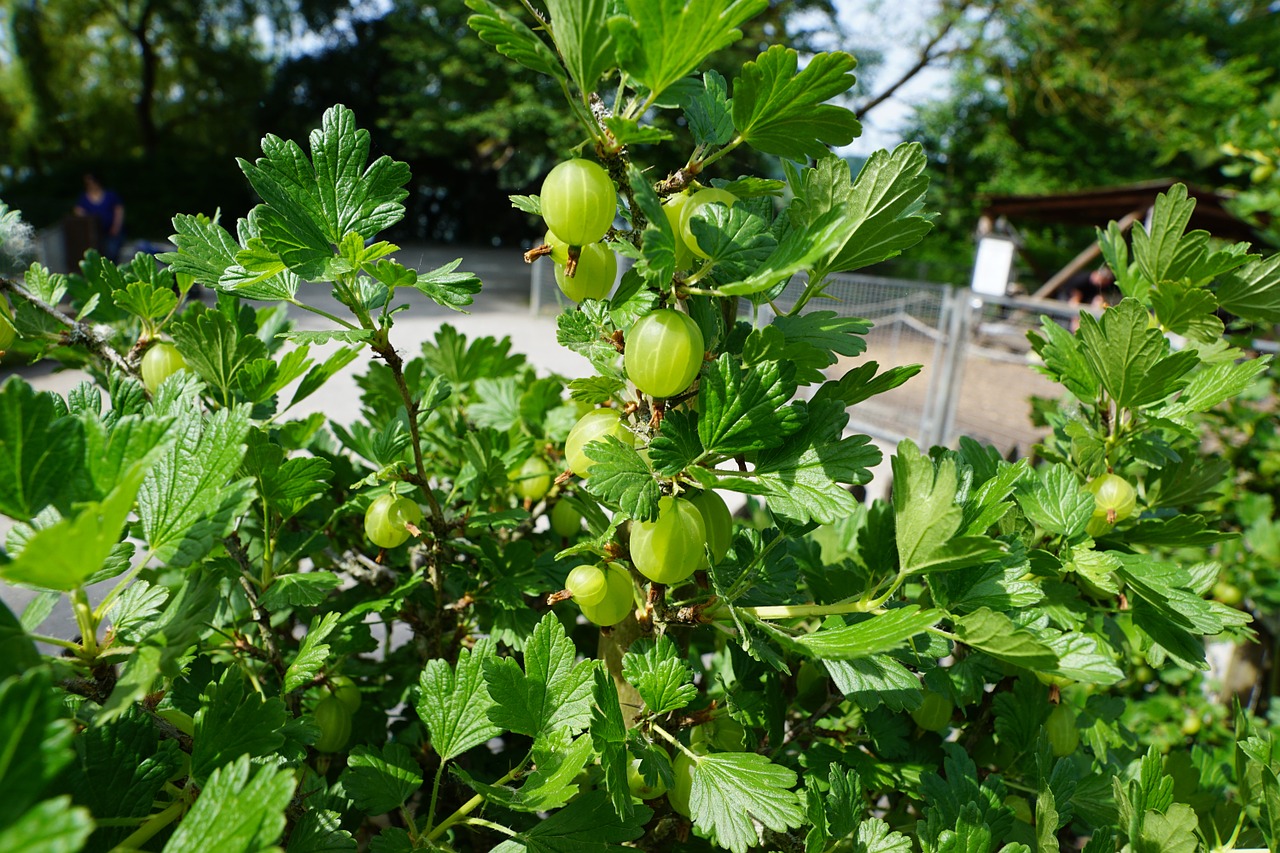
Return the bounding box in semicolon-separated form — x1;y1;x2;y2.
978;179;1267;297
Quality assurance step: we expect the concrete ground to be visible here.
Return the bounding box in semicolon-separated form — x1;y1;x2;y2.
1;243;893;647
3;245;594;644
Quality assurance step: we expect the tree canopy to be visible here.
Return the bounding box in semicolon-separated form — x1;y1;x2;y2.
898;0;1280;280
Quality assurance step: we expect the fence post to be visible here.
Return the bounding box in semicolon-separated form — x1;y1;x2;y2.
921;286;974;448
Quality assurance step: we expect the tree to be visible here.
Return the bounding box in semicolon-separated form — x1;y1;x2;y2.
0;0;346;232
899;0;1280;279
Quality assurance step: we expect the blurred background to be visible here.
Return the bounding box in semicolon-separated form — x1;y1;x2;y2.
3;0;1277;282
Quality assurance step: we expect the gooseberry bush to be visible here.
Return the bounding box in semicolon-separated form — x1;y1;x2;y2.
2;3;1280;853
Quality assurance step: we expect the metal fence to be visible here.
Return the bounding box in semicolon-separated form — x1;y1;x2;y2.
538;266;1084;454
773;273;1081;453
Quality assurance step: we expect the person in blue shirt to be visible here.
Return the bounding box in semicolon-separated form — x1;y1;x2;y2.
73;173;125;262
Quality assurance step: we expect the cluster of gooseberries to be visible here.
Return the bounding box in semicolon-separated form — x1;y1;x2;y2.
560;487;731;627
539;159;619;303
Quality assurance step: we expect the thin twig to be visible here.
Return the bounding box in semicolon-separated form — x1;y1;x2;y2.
0;277;135;375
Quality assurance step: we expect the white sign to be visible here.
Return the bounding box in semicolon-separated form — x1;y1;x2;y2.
970;236;1016;296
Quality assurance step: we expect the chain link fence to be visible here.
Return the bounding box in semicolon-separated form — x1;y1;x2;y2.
535;265;1084;455
779;273;1079;454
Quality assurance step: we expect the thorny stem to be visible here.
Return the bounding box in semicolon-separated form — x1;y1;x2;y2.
425;760;526;842
426;760;447;835
110;797;186;853
649;721;699;760
371;338;445;530
71;587;99;659
0;276;135;375
225;535;289;689
286;298;359;330
465;817;518;837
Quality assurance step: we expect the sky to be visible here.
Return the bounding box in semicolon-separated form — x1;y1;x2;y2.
830;0;956;157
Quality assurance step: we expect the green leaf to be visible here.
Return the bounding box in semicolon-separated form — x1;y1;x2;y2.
0;797;93;852
793;146;933;278
1027;316;1099;402
557;302;623;381
170;308;269;403
285;808;357;853
621;636;699;715
852;817;912;853
1015;464;1093;538
647;409;704;476
698;354;803;454
284;612;341;694
107;580;170;643
466;0;566;81
731;47;860;159
0;601;39;681
765;311;869;382
0;378;86;519
705;400;879;524
953;608;1056;668
686;70;735;147
242;436;333;522
0;670;76;827
280;328;374;345
1156;356;1271;420
1216;253;1280;323
290;346;363;408
223;233;301;299
580;436;662;522
692;202;777;281
1130;183;1196;284
568;376;625;405
236;345;315;406
161;213;239;291
457;730;593;813
589;668;633;821
238;105;409;279
0;459;148;591
138;405;254;566
192;669;289;781
64;707;181;847
338;744;424;816
489;790;651;853
1149;280;1221;341
622;164;677;290
716;206;853;297
161;755;295;853
797;607;942;661
1076;298;1197;410
813;361;921;408
601;116;673;145
609;0;765;104
257;573;340;611
687;751;805;853
544;0;615;96
112;279;178;323
1042;633;1125;686
417;638;503;762
892;439;1004;575
824;654;922;713
483;612;595;742
1135;804;1198;853
412;258;482;312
